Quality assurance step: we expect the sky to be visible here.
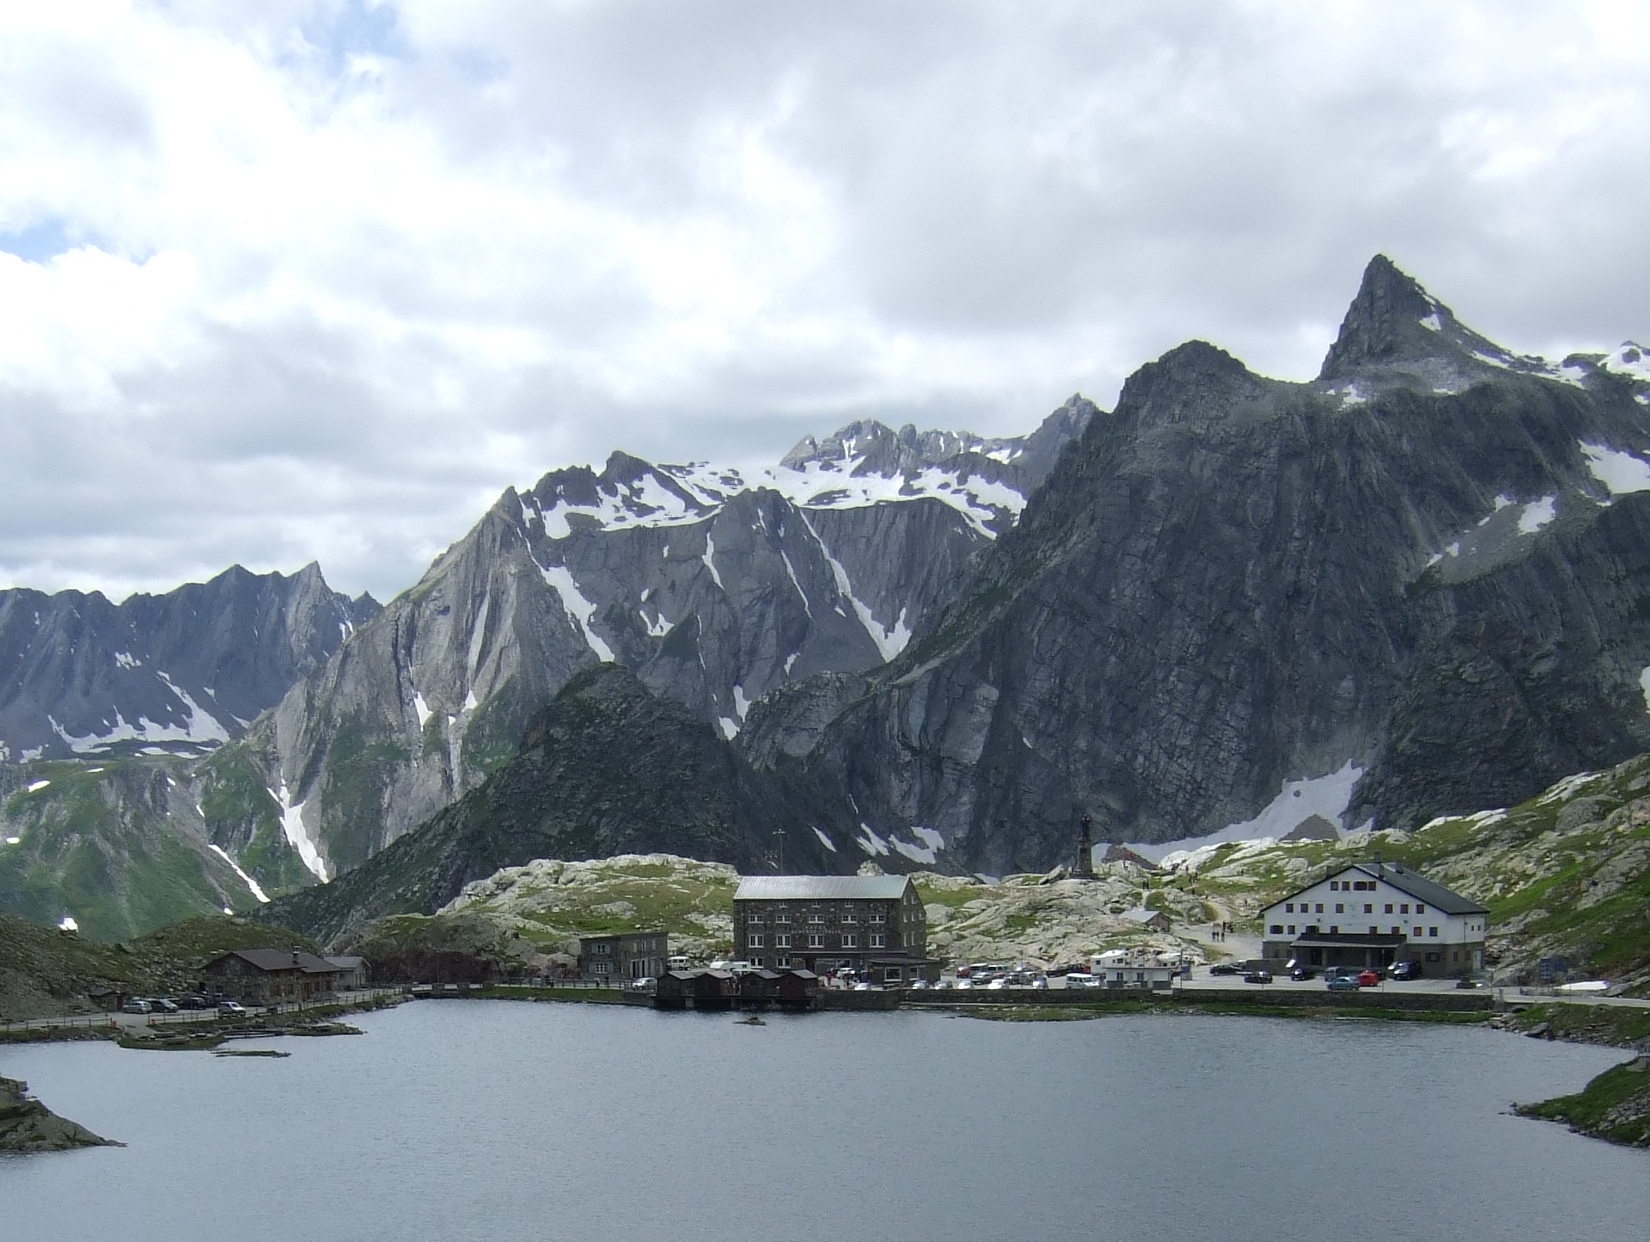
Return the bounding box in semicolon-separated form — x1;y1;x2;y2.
3;1;1649;603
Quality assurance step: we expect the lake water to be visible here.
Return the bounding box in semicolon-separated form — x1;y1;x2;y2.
2;1001;1647;1242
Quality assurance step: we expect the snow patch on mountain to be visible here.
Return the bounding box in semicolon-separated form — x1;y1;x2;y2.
812;826;837;852
270;783;331;882
209;843;270;903
1133;761;1364;865
1580;442;1650;495
539;563;615;662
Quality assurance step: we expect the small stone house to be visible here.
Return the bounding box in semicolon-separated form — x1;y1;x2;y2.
1119;907;1171;934
578;931;669;982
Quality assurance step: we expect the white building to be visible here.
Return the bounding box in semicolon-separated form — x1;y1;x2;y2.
1088;949;1176;990
1260;861;1487;977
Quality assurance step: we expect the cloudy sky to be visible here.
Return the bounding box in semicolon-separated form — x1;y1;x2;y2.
3;1;1649;601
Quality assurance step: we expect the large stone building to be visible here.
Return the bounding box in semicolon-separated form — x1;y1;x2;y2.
732;875;936;984
1259;862;1488;977
200;949;342;1006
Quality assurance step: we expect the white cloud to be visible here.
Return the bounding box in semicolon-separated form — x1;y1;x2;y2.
1;1;1649;600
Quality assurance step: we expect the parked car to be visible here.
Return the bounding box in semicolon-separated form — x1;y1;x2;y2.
178;994;212;1010
1242;970;1273;985
1207;963;1242;976
1289;967;1317;981
1388;961;1423;982
120;999;152;1014
216;999;247;1015
1326;975;1361;992
149;997;179;1013
1455;976;1483;989
1357;970;1381;987
629;977;655;991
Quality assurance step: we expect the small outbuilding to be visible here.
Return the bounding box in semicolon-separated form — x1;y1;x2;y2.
1119;907;1171;934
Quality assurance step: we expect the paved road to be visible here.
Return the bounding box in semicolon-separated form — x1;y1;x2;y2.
1;989;399;1036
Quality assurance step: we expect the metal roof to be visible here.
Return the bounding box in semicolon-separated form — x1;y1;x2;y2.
734;875;914;901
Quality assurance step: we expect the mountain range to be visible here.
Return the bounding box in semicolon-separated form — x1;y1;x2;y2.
9;254;1650;943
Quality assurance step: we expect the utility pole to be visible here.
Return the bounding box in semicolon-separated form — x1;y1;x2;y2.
771;829;785;874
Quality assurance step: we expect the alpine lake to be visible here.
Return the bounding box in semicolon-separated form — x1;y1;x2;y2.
2;999;1647;1242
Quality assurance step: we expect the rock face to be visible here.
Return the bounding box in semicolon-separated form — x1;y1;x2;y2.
0;564;377;764
233;406;1090;883
259;665;838;943
0;1077;119;1151
748;257;1650;871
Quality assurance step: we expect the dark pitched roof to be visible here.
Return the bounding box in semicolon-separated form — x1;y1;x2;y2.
1268;862;1487;916
209;949;340;974
1354;863;1487;915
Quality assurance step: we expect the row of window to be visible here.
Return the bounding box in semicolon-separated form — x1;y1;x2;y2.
1269;924;1442;938
747;934;887;949
1329;880;1378;892
1285;900;1427;916
743;910;888;925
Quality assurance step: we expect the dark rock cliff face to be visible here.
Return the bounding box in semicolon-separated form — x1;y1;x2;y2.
233;407;1090;882
747;257;1650;872
261;665;834;944
0;563;376;764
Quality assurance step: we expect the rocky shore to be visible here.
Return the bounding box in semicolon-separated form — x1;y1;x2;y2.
1504;1004;1650;1149
0;1076;120;1152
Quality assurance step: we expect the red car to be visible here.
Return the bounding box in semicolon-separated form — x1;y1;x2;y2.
1357;970;1381;987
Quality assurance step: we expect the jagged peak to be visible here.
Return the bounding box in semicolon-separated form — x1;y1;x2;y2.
1317;255;1529;383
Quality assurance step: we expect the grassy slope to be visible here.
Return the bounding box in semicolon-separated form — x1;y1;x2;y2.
0;910;321;1021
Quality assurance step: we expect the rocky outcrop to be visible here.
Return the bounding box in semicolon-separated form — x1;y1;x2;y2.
259;665;839;943
0;563;376;764
750;257;1650;871
226;407;1089;883
0;1077;119;1151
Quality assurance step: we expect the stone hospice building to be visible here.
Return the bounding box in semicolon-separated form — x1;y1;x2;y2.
733;875;937;984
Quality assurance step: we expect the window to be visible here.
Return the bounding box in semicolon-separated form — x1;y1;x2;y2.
775;935;791;948
809;914;824;924
842;934;857;948
1391;926;1400;936
1428;927;1438;938
808;934;824;948
885;968;902;981
1416;904;1427;914
751;957;765;967
1285;903;1294;913
870;911;886;924
1363;904;1373;914
1400;904;1409;914
870;934;886;948
775;911;790;924
1412;927;1422;938
1314;903;1323;913
1329;925;1339;934
593;943;610;955
1269;924;1284;935
592;961;610;975
1287;925;1296;934
748;934;763;948
842;910;857;924
1335;904;1344;914
1368;926;1378;935
777;956;791;968
1384;904;1393;914
746;911;762;923
1330;881;1339;891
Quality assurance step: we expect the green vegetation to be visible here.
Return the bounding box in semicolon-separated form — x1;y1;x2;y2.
199;746;311;895
1517;1058;1650;1147
318;712;410;870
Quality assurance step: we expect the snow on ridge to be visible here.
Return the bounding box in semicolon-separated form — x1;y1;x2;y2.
1580;441;1650;495
208;843;270;903
717;716;739;740
1602;342;1650;383
1419;311;1443;332
538;563;616;662
269;783;331;881
46;677;230;754
701;532;725;591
